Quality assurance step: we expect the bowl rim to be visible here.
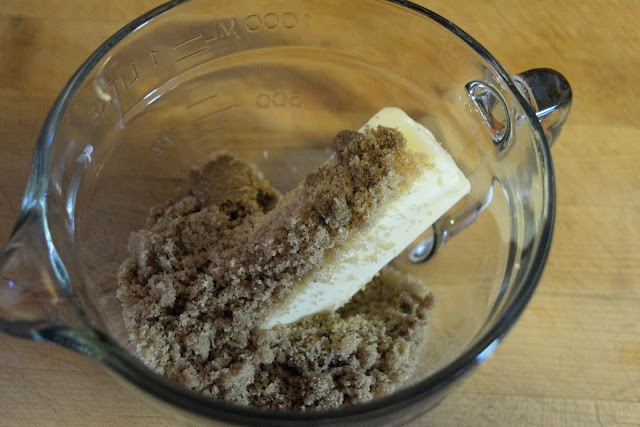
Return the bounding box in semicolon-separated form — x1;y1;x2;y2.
28;0;555;422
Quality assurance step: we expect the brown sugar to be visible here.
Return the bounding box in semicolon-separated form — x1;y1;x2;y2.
117;126;435;410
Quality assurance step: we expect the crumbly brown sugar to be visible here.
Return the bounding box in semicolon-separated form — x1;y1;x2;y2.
117;126;435;410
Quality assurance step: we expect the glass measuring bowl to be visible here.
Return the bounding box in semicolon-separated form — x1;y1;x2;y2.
0;0;571;424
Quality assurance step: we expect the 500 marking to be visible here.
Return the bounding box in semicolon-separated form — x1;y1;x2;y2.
256;92;302;108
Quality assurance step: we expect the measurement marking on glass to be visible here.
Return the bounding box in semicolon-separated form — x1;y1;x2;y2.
195;128;223;144
107;77;120;97
205;19;239;41
175;48;208;63
124;64;139;87
186;94;217;109
173;34;203;49
192;104;239;123
87;104;99;125
151;132;176;154
150;50;159;66
192;126;217;138
184;82;208;94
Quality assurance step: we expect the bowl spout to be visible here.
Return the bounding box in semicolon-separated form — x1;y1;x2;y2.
0;207;82;338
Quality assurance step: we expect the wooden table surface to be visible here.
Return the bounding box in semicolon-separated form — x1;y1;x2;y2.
1;1;638;425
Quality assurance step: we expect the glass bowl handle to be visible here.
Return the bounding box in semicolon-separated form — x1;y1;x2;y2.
409;68;572;263
512;68;572;147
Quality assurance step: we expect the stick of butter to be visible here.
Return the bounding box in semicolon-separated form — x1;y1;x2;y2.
261;107;470;327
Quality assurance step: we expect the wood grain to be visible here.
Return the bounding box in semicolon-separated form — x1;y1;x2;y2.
1;1;639;425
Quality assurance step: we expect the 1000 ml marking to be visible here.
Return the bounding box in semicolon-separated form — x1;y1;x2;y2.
85;12;311;127
171;13;311;64
245;12;311;31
